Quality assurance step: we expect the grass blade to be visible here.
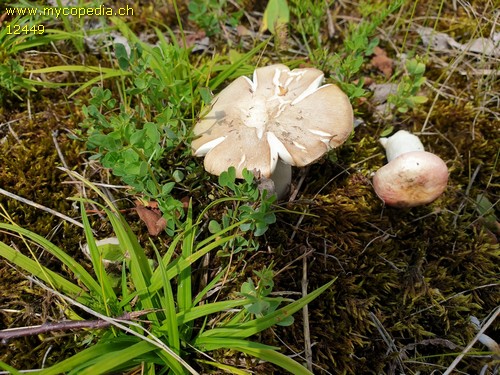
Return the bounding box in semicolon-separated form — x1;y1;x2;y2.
75;340;157;375
80;204;118;314
235;346;314;375
175;298;251;326
0;240;87;302
0;223;100;297
193;337;279;351
198;280;335;339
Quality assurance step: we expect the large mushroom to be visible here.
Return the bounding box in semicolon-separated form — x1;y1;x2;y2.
191;64;353;197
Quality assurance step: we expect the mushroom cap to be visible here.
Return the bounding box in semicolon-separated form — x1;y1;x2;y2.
373;151;449;208
191;64;353;178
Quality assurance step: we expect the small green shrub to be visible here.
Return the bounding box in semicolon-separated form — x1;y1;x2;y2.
80;39;201;235
387;57;428;113
307;0;404;101
188;0;244;36
208;167;277;255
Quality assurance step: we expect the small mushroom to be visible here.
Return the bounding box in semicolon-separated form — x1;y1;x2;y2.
191;64;353;198
373;130;449;207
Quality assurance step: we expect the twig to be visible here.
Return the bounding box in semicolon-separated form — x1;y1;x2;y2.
288;166;310;202
52;141;105;220
0;187;84;229
369;312;404;371
301;246;313;372
0;311;151;342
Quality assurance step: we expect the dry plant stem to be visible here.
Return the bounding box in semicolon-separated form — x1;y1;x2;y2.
275;249;315;278
443;305;500;375
52;130;102;218
0;187;84;229
0;311;151;342
288;166;310;203
302;247;313;372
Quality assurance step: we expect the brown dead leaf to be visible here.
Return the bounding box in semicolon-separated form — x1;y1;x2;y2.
0;12;8;26
183;30;210;52
236;25;254;37
371;46;393;78
135;200;167;236
417;26;500;57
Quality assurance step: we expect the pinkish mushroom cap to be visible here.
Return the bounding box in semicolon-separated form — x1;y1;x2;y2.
191;64;353;179
373;151;449;208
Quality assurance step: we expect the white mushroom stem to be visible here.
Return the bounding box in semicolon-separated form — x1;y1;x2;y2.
379;130;425;161
270;160;292;199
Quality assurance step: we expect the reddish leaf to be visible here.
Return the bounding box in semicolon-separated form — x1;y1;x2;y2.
135;200;166;236
371;46;393;78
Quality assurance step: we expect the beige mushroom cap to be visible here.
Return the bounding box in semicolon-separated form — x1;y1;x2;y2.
373;151;449;208
191;64;353;178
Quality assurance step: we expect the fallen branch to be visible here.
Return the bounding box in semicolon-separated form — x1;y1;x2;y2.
0;310;151;343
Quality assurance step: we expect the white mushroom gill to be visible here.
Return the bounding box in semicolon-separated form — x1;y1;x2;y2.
267;132;294;171
308;129;334;146
247;74;257;92
269;68;292;116
237;154;246;170
292;141;307;150
272;68;282;88
291;76;325;105
193;136;226;156
308;129;334;137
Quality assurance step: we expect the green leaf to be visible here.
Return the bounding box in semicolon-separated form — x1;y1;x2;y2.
261;0;290;34
151;243;183;373
0;223;98;300
80;206;118;310
73;341;158;375
35;338;138;375
411;95;428;104
195;337;279;352
219;166;236;188
161;182;175;196
176;298;251;326
380;126;395;137
208;220;222;234
115;43;130;70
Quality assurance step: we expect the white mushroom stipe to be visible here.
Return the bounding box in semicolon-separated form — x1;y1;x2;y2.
191;64;354;199
373;130;449;208
270;160;292;199
379;129;425;162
